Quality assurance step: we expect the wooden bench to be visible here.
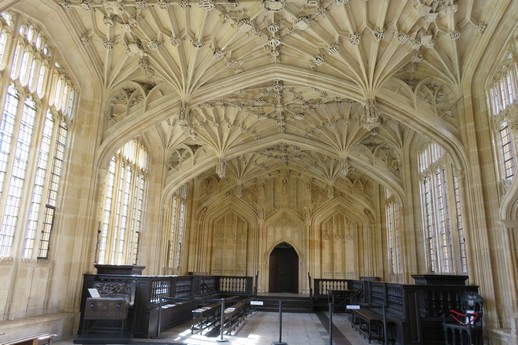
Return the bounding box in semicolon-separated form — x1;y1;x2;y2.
191;301;221;334
223;301;249;335
189;296;251;336
352;309;394;344
2;333;57;345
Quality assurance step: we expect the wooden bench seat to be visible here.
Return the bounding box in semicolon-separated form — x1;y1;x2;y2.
352;309;394;344
223;301;249;335
2;333;57;345
190;297;251;336
191;302;221;334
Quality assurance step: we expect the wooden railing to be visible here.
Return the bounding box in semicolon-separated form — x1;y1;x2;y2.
218;276;253;295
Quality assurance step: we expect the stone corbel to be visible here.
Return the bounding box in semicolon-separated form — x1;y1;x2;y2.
178;103;191;128
216;157;226;178
361;98;381;130
339;158;350;178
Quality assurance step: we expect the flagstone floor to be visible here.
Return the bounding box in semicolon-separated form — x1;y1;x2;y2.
53;311;372;345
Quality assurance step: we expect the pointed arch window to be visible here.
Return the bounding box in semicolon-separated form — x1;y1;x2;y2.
97;139;148;265
418;142;468;273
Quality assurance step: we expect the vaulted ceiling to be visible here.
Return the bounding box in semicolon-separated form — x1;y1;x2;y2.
33;0;496;196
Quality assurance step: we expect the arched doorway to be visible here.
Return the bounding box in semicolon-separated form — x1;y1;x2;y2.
269;242;298;293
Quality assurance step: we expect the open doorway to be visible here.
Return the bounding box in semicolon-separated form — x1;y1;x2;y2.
268;242;299;293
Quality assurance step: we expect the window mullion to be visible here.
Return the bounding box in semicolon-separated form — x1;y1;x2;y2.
441;167;453;272
121;166;135;264
116;164;126;264
98;161;114;263
452;171;468;273
128;166;138;264
433;171;443;272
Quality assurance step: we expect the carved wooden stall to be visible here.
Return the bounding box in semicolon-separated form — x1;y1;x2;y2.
75;266;255;343
313;275;479;345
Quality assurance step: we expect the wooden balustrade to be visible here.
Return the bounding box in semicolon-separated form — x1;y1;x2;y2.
218;276;254;295
313;278;352;298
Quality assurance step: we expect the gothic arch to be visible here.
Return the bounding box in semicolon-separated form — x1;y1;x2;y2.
310;198;370;280
312;196;373;226
192;195;259;276
203;195;258;226
259;210;306;294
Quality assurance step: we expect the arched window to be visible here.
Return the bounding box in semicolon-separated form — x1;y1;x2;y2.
97;139;148;265
0;12;75;259
418;142;467;273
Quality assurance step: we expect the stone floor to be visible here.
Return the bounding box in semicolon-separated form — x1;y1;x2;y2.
53;311;372;345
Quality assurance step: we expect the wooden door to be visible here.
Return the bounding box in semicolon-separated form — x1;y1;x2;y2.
269;242;298;293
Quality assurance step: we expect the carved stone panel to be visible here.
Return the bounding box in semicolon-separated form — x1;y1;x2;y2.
210;210;248;276
319;212;357;279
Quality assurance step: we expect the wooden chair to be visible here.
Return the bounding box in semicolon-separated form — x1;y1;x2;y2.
443;291;483;345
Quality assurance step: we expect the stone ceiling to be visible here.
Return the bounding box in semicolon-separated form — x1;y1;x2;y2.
41;0;492;196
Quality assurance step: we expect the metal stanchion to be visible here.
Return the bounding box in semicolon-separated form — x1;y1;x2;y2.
272;300;288;345
217;297;229;343
382;304;388;345
329;302;333;345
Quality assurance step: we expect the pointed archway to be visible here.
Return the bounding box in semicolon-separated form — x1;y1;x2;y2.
268;242;299;293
